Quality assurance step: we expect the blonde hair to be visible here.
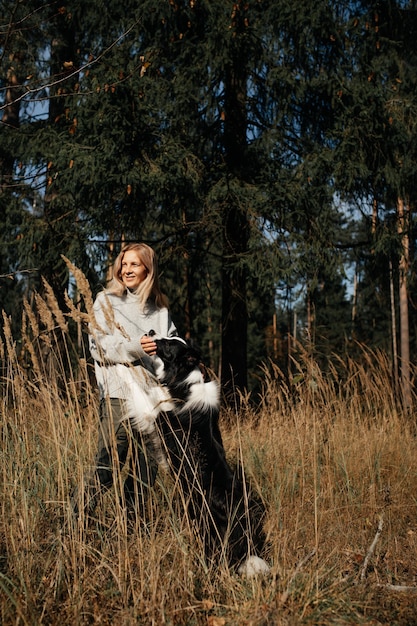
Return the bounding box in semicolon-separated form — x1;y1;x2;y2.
106;243;169;309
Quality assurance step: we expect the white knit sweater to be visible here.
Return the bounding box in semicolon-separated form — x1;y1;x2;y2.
89;289;177;399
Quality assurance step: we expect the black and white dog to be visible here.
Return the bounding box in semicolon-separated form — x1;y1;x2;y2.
152;334;270;577
123;333;270;577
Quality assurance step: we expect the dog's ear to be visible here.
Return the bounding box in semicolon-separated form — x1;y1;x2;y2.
186;353;198;367
185;347;201;368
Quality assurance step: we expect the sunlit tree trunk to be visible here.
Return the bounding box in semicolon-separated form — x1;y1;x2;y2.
389;259;399;398
397;197;411;410
306;288;314;352
351;267;358;328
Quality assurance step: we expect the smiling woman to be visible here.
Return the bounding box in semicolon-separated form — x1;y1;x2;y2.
71;242;178;521
121;249;148;291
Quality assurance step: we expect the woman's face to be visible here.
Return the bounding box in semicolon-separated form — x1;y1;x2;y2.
120;249;148;290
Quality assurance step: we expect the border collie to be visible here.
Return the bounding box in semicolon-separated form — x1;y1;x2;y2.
147;333;270;577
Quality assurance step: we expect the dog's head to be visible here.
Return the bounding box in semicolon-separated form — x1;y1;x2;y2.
150;333;202;386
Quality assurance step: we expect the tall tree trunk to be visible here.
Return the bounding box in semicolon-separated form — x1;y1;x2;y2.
221;4;249;402
41;7;77;310
221;184;249;399
35;8;78;387
389;259;399;398
351;266;358;330
306;287;314;352
397;197;411;411
0;53;22;188
0;49;24;325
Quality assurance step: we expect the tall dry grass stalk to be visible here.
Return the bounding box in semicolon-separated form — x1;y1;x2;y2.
1;265;417;624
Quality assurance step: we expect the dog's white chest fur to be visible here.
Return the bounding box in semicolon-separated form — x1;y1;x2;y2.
114;364;174;435
114;364;174;470
177;370;220;415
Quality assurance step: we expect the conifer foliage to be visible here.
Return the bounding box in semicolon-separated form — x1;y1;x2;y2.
1;0;417;402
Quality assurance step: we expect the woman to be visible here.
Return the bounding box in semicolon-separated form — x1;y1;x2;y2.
75;242;178;521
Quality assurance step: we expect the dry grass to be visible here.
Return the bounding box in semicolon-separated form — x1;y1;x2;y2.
1;275;417;624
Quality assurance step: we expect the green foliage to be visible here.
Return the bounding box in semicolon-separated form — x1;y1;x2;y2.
2;0;417;390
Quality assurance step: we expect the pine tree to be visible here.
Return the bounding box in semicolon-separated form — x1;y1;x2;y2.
331;0;417;407
0;1;46;325
6;0;416;398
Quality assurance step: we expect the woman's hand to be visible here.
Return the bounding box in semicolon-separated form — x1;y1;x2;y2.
141;334;157;356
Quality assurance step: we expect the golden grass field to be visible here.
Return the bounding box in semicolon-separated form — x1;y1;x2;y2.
1;274;417;624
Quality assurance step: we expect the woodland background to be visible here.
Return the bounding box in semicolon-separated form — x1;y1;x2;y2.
2;3;417;624
1;0;417;407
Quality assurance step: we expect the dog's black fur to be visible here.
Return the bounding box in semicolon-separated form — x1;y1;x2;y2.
151;334;268;573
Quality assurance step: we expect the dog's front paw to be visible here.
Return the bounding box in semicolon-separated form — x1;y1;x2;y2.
238;555;271;579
